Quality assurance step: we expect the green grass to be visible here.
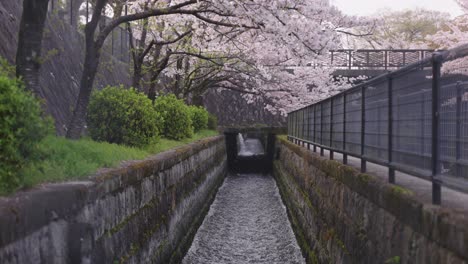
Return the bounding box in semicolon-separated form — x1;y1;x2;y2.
146;129;219;154
15;130;219;193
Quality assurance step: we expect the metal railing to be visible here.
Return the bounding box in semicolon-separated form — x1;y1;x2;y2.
287;44;468;205
328;49;434;70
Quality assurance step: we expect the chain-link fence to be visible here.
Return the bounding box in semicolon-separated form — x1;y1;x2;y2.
288;44;468;205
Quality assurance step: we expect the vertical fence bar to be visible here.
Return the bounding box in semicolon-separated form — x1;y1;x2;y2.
307;107;311;150
330;98;334;160
402;51;406;67
456;82;462;177
384;51;388;70
388;77;395;183
70;0;73;26
348;50;352;70
361;86;367;172
432;54;442;205
313;105;317;152
303;109;306;146
343;93;348;164
320;103;324;156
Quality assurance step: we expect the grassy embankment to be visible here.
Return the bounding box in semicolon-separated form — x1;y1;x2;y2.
15;130;218;192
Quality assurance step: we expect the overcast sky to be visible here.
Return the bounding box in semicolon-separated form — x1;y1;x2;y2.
331;0;464;17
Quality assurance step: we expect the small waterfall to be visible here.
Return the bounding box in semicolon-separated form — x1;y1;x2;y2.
237;133;264;157
237;133;253;156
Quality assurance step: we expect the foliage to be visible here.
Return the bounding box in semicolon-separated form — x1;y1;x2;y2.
348;8;449;49
0;57;15;78
207;113;218;130
16;130;218;194
87;86;163;147
188;105;209;132
0;74;52;194
154;94;193;140
146;129;218;154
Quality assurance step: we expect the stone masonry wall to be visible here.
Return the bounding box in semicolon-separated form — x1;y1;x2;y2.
0;136;227;264
274;136;468;264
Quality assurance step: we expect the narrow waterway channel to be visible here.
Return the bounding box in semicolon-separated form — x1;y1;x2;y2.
182;136;305;264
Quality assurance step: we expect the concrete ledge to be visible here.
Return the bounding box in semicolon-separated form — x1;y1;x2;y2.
275;136;468;264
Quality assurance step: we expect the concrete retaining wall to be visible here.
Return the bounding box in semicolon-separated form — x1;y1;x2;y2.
0;136;227;264
274;136;468;264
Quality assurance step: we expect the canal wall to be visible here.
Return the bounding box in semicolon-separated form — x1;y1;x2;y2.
274;136;468;264
0;136;227;264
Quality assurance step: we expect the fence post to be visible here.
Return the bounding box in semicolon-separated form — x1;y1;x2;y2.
388;77;395;183
402;51;406;67
313;105;317;152
320;103;324;156
384;50;388;70
348;50;352;70
361;86;366;172
330;98;334;160
456;82;462;178
307;107;311;150
70;0;73;26
343;93;348;164
431;54;442;205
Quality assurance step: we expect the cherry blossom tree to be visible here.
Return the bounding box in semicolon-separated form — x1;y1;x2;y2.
64;0;368;138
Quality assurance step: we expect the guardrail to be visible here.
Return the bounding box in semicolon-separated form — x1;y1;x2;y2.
287;44;468;205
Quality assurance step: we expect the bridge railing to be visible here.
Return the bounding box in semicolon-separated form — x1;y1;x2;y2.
307;49;434;70
287;44;468;205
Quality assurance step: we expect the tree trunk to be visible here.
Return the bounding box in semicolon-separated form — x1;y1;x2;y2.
148;73;158;102
16;0;50;94
132;63;142;89
66;33;101;139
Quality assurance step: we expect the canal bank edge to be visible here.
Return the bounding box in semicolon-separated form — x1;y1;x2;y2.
273;136;468;264
0;136;227;264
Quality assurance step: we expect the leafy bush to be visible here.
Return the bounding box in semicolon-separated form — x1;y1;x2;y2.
208;113;218;130
0;74;52;193
87;86;163;147
0;57;15;78
188;105;209;132
154;94;193;140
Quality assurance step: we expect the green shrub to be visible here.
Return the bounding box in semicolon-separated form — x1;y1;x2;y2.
188;105;209;132
0;57;15;78
0;75;52;193
87;86;163;147
208;113;218;130
154;94;193;140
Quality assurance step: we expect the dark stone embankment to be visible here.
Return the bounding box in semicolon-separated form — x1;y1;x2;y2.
273;136;468;264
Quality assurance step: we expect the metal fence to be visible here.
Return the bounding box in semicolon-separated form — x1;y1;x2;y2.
48;0;132;63
329;49;434;70
287;45;468;205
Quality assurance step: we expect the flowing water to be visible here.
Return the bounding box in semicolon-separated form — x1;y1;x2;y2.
182;137;305;264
